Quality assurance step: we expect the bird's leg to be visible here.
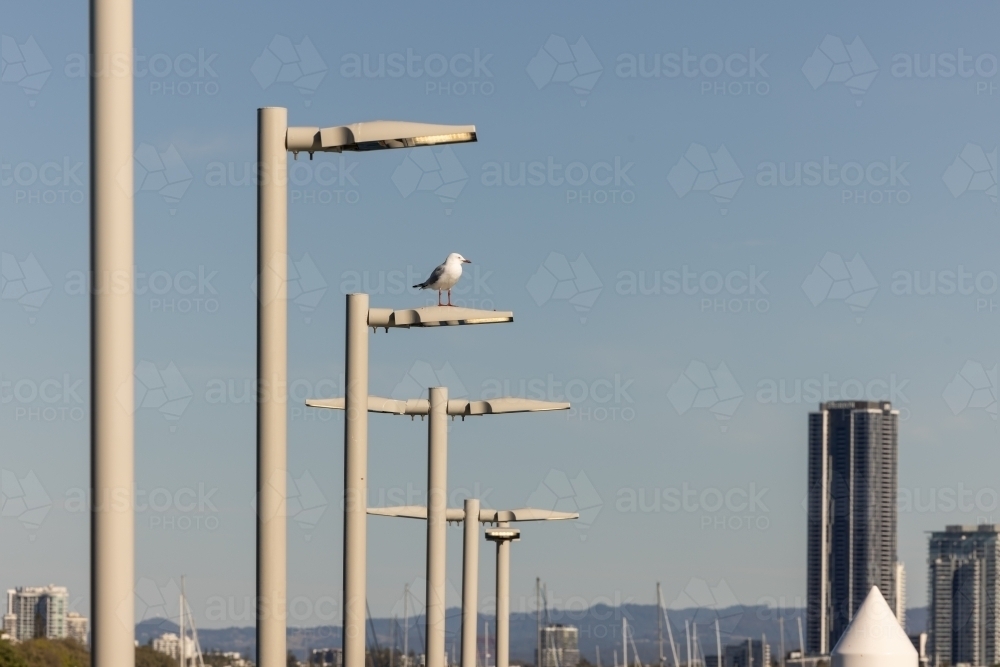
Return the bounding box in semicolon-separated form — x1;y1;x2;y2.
437;290;442;306
447;289;453;306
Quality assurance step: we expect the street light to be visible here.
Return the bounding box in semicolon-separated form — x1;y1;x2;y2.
307;390;569;667
484;528;519;667
256;108;477;667
367;504;577;667
311;297;512;667
91;2;135;666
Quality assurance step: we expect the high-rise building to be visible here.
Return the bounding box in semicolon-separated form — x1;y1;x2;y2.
536;624;579;667
806;400;900;655
152;632;196;660
894;562;907;630
4;586;69;641
66;612;88;645
927;524;1000;666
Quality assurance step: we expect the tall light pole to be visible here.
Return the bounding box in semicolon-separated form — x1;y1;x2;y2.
485;527;518;667
256;115;478;667
461;499;480;667
366;506;578;667
308;393;569;667
91;2;135;667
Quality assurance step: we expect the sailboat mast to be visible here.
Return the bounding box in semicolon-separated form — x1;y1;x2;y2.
622;617;627;667
536;578;541;667
403;585;410;667
656;584;664;667
714;620;721;667
179;576;186;667
684;620;690;667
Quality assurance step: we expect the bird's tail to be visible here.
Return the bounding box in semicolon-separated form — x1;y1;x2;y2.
413;282;428;289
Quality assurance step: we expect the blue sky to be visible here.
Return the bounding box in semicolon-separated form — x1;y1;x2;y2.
2;0;999;631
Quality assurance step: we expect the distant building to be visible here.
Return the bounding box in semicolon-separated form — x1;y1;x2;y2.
152;632;196;660
66;612;88;645
310;647;343;667
5;586;70;641
806;401;901;654
536;624;579;667
723;638;770;667
894;562;906;630
927;524;1000;666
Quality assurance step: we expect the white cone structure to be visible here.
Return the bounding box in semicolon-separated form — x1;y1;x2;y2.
831;587;917;667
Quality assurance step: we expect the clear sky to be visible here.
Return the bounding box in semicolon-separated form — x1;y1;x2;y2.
2;0;999;630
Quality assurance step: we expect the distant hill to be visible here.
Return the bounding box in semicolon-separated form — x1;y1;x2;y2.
140;605;928;662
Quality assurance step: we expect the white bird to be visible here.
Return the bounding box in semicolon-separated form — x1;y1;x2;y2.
413;253;471;306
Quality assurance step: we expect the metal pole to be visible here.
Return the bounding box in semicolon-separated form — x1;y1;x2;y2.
403;584;410;667
91;0;135;665
536;578;541;667
495;527;510;667
257;106;289;667
344;293;371;667
656;583;664;667
426;386;448;667
180;577;186;667
461;499;481;667
622;618;627;667
715;620;721;667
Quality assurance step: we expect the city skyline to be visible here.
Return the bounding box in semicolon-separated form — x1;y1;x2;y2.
3;0;999;651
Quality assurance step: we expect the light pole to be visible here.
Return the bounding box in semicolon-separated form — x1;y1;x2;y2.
461;499;480;667
366;506;578;667
91;2;135;667
256;113;478;667
308;393;569;667
484;527;518;667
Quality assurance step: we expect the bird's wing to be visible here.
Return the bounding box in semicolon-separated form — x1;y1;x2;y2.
424;263;447;286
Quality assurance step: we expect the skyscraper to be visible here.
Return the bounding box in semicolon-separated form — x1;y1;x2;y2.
4;585;69;641
806;400;900;655
927;524;1000;667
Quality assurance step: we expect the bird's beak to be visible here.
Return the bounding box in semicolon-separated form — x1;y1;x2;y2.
462;259;471;263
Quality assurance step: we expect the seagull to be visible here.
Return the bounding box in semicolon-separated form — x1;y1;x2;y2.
413;253;471;306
